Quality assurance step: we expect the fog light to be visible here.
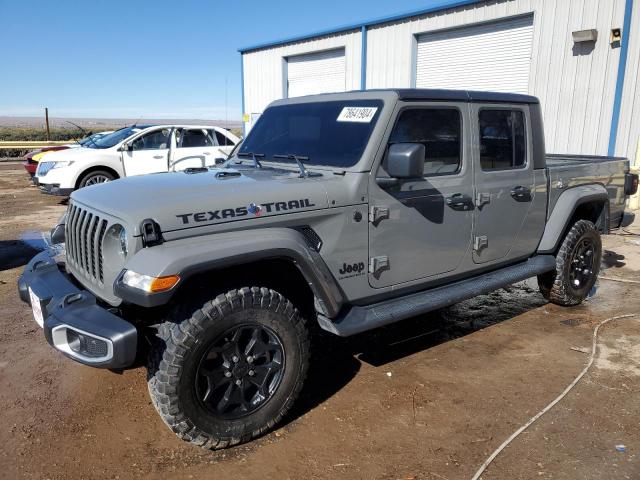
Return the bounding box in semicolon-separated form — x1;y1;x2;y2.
65;329;108;358
66;329;81;353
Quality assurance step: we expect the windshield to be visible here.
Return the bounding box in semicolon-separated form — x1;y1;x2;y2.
78;132;104;146
88;126;143;149
238;100;383;168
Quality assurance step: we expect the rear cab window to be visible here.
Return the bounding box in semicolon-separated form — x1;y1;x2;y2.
479;109;526;170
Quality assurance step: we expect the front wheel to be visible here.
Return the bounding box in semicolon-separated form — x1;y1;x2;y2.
538;219;602;306
78;170;115;189
147;287;309;449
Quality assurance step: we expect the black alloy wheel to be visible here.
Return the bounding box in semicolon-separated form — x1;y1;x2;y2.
195;324;285;420
568;238;596;291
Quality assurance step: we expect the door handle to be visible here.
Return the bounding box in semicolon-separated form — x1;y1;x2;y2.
446;193;474;211
203;152;211;155
510;186;532;201
153;155;164;159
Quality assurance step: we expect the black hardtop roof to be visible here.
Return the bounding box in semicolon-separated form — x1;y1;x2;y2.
271;89;540;107
387;88;539;104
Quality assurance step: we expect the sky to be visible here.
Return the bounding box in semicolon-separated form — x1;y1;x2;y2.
0;0;448;120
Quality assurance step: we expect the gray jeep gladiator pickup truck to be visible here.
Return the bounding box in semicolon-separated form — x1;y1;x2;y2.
18;89;638;449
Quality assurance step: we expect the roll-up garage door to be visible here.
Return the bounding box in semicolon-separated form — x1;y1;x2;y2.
287;48;346;98
416;15;534;94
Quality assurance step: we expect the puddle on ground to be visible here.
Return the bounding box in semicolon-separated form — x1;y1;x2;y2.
19;230;50;252
0;231;50;271
560;318;584;327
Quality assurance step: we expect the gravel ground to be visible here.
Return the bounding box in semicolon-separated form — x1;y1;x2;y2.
1;162;639;479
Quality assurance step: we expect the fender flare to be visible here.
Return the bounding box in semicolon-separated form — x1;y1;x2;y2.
537;184;609;253
114;228;345;318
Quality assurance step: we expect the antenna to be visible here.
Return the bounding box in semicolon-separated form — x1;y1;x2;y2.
225;75;228;130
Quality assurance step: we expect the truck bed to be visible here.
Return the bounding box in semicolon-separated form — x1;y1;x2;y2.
545;153;629;228
546;153;627;168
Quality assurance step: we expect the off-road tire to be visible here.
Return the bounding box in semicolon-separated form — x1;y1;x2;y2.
78;170;115;189
537;219;602;306
147;287;309;450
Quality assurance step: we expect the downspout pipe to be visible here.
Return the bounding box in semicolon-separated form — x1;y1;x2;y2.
608;0;634;156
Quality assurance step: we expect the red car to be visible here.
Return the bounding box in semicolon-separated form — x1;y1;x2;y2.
23;146;70;178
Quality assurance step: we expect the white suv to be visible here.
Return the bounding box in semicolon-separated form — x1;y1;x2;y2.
35;124;240;195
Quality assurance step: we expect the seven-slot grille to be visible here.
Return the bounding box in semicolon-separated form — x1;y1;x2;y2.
65;203;109;284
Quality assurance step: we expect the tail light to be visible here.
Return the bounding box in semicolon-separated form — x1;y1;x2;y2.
625;173;639;195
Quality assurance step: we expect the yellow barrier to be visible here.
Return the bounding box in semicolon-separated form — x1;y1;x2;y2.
0;141;69;149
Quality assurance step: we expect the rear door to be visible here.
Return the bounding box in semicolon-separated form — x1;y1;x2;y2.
368;103;474;288
212;129;237;157
471;105;535;263
121;128;171;176
170;128;215;170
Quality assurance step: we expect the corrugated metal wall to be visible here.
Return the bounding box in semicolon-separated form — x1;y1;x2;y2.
242;0;638;159
617;1;640;163
366;0;629;157
242;30;362;128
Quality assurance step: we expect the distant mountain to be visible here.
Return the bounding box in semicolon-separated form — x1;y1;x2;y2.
0;116;242;130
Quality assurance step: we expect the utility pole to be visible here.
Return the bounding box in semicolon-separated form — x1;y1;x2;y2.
44;107;50;141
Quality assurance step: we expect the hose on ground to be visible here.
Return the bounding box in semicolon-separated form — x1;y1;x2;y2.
471;313;636;480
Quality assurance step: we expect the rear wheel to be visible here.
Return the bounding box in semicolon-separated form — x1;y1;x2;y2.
78;170;115;188
538;219;602;306
147;287;309;449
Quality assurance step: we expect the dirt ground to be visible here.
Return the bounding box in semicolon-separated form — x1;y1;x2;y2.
1;161;639;480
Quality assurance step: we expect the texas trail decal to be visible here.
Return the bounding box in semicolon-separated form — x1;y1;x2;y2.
247;203;263;217
175;198;316;225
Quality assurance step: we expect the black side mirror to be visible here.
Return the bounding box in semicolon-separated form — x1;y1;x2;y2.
214;157;226;166
387;143;425;179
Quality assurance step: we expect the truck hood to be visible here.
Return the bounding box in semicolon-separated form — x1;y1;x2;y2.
70;167;330;235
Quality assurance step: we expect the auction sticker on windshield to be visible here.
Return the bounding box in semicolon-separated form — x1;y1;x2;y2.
337;106;378;123
29;287;44;327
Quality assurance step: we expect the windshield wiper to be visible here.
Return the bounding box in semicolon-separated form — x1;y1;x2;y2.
273;154;317;178
236;152;264;168
65;120;91;146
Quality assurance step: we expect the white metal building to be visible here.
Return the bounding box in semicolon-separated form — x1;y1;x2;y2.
239;0;639;161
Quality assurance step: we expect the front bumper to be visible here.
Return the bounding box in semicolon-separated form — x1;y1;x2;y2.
18;250;137;369
23;162;37;175
38;182;74;196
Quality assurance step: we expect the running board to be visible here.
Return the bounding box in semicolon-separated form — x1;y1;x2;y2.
317;255;556;337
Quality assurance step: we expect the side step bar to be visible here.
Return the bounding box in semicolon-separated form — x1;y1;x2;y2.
317;255;556;337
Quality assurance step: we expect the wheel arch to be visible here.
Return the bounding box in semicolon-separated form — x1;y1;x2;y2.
538;184;609;254
75;165;120;189
116;228;346;319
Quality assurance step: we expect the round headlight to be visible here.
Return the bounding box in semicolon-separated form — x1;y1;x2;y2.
103;224;128;264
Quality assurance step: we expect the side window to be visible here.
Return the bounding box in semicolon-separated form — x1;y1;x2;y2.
132;129;170;151
215;130;235;147
479;110;526;170
388;108;461;176
179;129;214;148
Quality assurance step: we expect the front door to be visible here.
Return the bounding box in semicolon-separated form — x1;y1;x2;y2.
122;128;171;176
368;104;474;288
471;106;535;264
170;128;216;171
